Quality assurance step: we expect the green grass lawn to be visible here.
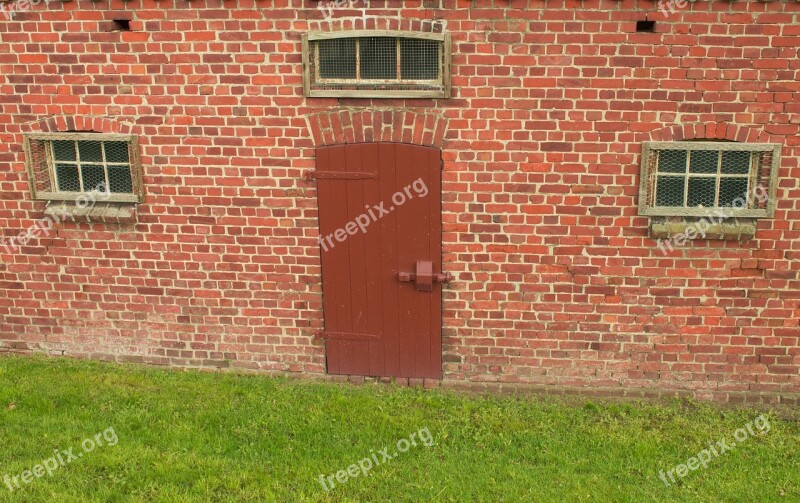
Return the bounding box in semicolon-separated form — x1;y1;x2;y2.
0;355;798;502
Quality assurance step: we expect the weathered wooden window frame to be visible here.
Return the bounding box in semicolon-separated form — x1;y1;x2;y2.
302;30;452;99
23;132;143;203
638;141;781;218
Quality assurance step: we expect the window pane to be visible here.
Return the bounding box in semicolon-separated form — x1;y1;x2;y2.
318;39;356;79
104;141;130;163
359;37;397;80
689;150;719;174
81;164;105;192
55;164;80;192
719;178;750;207
655;176;685;207
400;39;439;80
78;141;103;162
687;177;717;207
52;140;76;161
656;150;686;174
721;150;751;174
108;166;133;193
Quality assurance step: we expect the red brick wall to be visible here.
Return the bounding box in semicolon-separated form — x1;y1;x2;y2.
1;0;799;402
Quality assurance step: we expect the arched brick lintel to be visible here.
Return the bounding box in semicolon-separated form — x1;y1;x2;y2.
306;109;448;149
20;115;140;135
647;122;774;144
307;16;446;35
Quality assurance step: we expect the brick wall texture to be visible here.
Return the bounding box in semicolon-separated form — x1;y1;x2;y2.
1;0;799;403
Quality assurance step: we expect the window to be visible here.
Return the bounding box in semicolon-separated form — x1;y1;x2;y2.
23;133;142;203
303;30;451;98
639;141;780;218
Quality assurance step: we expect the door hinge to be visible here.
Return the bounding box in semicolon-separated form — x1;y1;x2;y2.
314;331;380;341
304;170;377;182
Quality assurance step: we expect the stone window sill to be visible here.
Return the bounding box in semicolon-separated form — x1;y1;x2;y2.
649;217;757;241
45;201;137;224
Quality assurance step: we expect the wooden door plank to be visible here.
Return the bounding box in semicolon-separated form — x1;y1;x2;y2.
345;144;371;376
395;144;418;377
316;146;340;374
327;144;353;374
429;147;444;378
379;143;401;377
410;145;433;378
362;143;386;376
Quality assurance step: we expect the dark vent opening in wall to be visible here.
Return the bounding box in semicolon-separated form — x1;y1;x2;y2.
112;19;131;31
636;20;656;33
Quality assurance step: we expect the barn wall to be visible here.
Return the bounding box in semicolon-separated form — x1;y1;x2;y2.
1;0;799;402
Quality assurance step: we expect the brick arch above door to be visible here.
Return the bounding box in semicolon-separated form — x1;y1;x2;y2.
305;109;448;149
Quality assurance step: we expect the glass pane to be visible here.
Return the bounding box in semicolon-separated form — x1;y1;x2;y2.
689;150;719;174
719;178;750;207
400;39;439;80
656;150;686;174
104;141;130;163
721;150;751;174
55;164;80;192
655;176;685;207
687;177;717;207
52;140;76;161
81;164;106;192
78;141;103;162
108;166;133;193
318;39;356;79
359;37;397;80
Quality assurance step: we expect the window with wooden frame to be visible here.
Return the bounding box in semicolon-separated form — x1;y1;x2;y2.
639;141;780;218
302;30;451;98
23;133;143;203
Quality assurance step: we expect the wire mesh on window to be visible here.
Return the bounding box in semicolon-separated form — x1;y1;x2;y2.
750;151;772;211
687;177;717;207
646;146;771;212
721;150;750;174
27;139;54;194
55;164;80;192
310;36;443;93
104;141;133;193
719;177;749;207
51;139;133;194
359;37;397;79
318;38;357;79
400;38;439;80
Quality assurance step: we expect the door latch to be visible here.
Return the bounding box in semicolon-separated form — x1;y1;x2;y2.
398;260;452;292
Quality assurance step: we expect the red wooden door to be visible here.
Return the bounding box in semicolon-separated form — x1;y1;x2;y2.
314;143;444;379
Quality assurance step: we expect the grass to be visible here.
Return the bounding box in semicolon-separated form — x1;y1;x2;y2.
0;355;798;502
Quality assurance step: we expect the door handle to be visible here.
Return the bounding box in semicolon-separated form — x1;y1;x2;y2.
398;260;452;292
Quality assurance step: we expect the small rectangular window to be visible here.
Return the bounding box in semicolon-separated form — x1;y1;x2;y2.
23;133;142;203
639;141;780;218
303;31;451;98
